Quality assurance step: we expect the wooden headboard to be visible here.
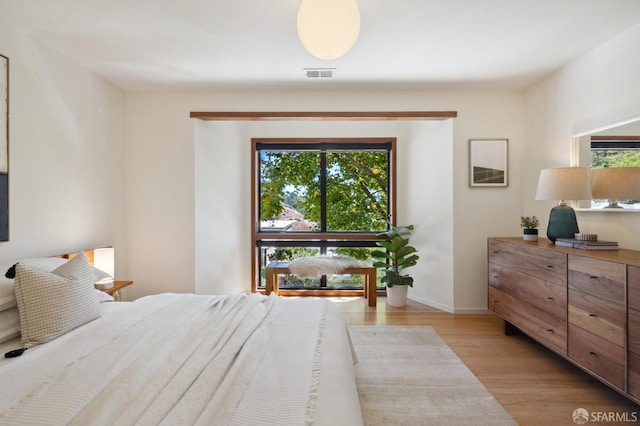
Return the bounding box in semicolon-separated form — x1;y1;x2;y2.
53;246;113;266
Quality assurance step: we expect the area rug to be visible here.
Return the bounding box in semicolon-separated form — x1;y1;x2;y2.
348;326;516;426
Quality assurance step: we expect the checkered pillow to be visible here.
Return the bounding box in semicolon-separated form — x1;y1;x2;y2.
14;252;101;348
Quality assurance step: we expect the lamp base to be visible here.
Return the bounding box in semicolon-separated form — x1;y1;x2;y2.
546;204;580;242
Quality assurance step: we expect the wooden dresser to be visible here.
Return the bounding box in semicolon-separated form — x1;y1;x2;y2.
488;237;640;404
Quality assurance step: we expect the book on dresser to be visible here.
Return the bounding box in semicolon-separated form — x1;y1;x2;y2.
554;238;619;250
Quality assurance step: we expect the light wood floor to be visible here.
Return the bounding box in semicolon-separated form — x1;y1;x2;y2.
336;297;639;426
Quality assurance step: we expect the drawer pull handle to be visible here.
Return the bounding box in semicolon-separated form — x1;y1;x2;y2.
589;276;598;279
589;313;597;317
546;329;554;333
547;297;554;300
589;351;597;357
546;265;553;268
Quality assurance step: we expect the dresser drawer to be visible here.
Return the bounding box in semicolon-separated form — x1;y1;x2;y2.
568;255;625;304
629;350;640;399
568;324;625;390
568;289;625;347
629;307;640;398
489;287;567;354
629;307;640;355
489;263;566;320
489;239;566;285
629;265;640;311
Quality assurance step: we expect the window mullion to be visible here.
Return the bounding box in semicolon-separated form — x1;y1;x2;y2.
320;152;327;288
320;152;327;233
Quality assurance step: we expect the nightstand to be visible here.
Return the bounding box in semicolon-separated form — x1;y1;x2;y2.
98;280;133;301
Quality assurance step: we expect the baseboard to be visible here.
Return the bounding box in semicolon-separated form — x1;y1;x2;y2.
407;295;492;315
407;295;454;313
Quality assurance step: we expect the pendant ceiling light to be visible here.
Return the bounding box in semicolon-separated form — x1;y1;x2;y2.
297;0;361;60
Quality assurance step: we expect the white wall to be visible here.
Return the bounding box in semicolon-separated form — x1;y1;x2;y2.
403;120;455;310
194;120;249;296
194;119;454;307
524;23;640;249
451;92;526;312
0;24;126;271
126;89;525;312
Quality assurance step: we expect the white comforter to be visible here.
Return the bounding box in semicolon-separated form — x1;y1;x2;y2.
0;293;362;425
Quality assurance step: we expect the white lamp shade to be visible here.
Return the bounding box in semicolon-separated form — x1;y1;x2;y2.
535;167;592;201
93;247;115;277
591;167;640;200
297;0;360;60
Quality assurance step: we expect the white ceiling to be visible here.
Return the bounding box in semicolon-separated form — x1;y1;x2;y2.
2;0;640;91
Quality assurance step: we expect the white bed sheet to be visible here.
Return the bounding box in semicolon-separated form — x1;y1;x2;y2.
0;293;362;425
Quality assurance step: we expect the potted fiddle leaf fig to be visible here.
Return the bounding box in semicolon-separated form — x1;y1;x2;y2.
371;224;419;307
520;216;539;241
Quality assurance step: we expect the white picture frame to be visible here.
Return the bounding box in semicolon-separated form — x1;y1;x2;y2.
469;139;508;187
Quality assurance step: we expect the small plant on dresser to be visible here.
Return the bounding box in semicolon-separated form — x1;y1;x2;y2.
520;216;539;241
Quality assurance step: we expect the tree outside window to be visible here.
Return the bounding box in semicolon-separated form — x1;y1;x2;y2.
252;138;396;292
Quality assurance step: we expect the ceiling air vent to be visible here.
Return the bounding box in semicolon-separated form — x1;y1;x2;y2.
304;68;336;79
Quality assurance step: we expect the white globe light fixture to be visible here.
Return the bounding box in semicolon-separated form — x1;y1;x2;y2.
297;0;361;60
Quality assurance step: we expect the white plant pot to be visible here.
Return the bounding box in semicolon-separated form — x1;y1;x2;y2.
386;285;409;307
523;229;539;242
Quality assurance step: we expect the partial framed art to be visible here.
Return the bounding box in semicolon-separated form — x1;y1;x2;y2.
469;139;508;187
1;54;8;240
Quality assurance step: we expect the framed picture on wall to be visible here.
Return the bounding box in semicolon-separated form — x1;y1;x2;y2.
1;53;8;241
469;139;508;187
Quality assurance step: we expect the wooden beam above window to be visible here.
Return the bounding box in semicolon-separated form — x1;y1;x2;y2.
190;111;457;121
591;135;640;142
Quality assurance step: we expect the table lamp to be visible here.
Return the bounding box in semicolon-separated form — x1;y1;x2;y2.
591;167;640;208
93;247;115;289
535;167;592;242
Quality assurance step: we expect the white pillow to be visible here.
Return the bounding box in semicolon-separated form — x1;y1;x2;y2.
1;257;69;312
92;266;112;281
95;289;115;303
1;257;69;283
14;252;101;348
0;308;20;344
0;282;16;311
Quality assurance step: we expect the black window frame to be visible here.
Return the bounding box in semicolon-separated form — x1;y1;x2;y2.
251;137;397;293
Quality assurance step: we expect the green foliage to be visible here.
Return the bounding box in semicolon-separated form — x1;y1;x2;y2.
591;150;640;168
267;247;318;262
371;225;419;287
520;216;539;229
334;247;373;261
260;151;320;222
260;150;389;231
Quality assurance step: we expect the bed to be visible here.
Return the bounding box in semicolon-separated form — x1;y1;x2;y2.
0;251;363;425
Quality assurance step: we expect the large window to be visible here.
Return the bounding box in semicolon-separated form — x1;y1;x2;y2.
252;138;396;293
